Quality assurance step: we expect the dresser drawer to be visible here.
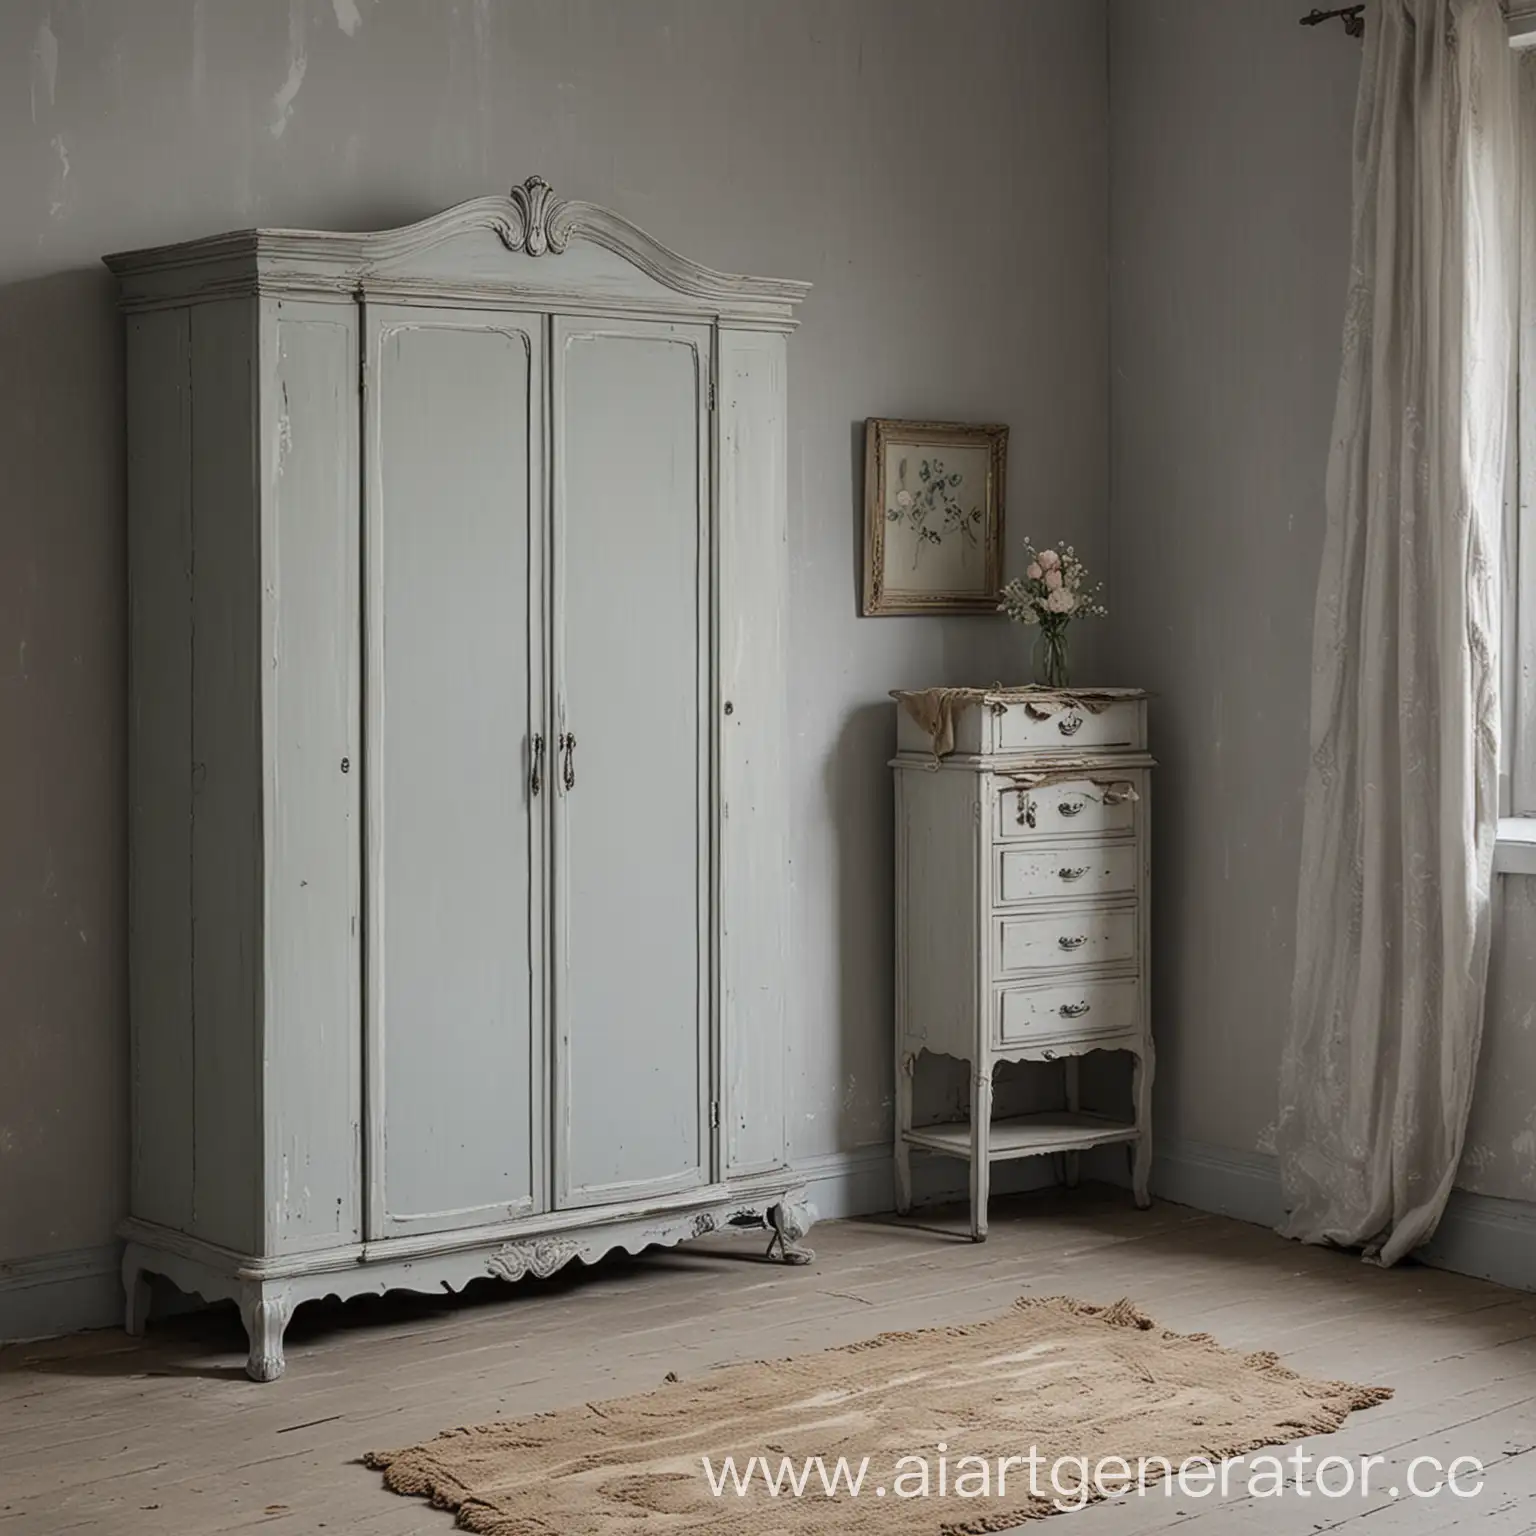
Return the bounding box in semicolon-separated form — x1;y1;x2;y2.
996;843;1138;905
997;977;1140;1045
994;778;1137;842
991;698;1142;756
996;908;1137;976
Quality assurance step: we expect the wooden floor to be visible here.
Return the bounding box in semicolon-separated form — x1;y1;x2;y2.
3;1188;1534;1533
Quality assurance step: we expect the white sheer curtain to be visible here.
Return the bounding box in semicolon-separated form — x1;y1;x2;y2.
1276;0;1516;1265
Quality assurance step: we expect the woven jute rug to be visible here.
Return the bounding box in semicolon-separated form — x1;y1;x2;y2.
365;1296;1391;1534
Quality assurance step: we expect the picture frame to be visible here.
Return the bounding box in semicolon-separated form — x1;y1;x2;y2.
861;417;1008;616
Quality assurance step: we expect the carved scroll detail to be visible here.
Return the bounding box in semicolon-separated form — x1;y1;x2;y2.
502;175;571;258
486;1236;581;1283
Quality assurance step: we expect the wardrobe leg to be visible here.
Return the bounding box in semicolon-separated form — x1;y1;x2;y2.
239;1285;296;1383
1063;1056;1081;1190
765;1199;817;1265
123;1252;152;1338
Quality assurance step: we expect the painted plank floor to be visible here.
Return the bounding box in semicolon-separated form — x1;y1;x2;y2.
2;1187;1534;1534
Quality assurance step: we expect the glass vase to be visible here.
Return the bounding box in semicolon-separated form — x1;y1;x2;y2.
1033;625;1071;690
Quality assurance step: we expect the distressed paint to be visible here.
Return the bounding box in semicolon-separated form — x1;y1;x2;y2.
270;0;308;139
2;1;1108;1309
552;316;711;1210
260;299;361;1254
48;135;68;220
118;1164;811;1379
365;307;543;1239
332;0;363;38
893;704;1156;1236
718;331;790;1177
188;298;263;1254
30;17;58;124
109;186;815;1377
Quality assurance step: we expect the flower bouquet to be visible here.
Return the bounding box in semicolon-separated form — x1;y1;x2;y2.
997;539;1106;689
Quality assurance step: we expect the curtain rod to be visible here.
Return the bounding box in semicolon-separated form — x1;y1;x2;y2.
1300;5;1365;35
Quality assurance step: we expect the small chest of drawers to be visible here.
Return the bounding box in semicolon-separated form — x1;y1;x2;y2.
891;686;1154;1239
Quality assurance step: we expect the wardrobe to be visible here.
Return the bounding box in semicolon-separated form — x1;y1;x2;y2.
107;178;812;1381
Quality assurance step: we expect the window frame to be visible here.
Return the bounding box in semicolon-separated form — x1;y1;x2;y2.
1499;33;1536;869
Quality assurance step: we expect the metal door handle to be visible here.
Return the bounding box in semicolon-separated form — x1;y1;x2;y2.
1058;934;1088;951
1058;1000;1092;1019
530;734;545;797
1058;866;1089;882
561;732;577;791
1058;800;1085;817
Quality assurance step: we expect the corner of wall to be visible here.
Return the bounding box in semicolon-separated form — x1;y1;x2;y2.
0;1245;122;1345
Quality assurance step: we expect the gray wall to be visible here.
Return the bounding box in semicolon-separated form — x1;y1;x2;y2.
1465;886;1536;1200
1108;0;1536;1210
0;0;1110;1290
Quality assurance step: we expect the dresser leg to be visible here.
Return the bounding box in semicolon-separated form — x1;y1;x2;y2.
123;1251;152;1338
1132;1046;1155;1210
970;1064;993;1241
1063;1057;1081;1190
894;1052;914;1216
239;1285;296;1383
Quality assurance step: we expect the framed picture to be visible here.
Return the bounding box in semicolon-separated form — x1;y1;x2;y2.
862;417;1007;616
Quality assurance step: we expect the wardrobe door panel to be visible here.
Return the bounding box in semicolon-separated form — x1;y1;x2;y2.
553;317;711;1209
365;305;545;1239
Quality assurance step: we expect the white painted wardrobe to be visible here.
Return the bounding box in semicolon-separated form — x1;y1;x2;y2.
107;178;812;1381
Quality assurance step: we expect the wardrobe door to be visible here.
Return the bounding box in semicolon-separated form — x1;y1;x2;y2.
364;304;545;1238
552;315;712;1209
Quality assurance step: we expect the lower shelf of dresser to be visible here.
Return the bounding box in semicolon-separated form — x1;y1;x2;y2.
903;1110;1139;1163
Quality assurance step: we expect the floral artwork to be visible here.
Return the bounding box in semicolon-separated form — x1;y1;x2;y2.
997;537;1107;689
886;455;984;567
862;419;1007;615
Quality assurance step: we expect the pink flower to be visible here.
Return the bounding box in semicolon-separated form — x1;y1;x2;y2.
1044;568;1063;591
1045;587;1077;615
1038;549;1061;571
1026;561;1043;580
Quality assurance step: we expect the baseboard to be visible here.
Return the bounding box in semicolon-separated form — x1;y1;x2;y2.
1148;1138;1536;1294
791;1148;897;1221
10;1146;1527;1345
791;1144;1058;1223
795;1138;1536;1293
0;1244;121;1343
1147;1139;1288;1228
1421;1187;1536;1290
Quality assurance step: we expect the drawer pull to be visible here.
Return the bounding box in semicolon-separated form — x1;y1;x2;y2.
1058;866;1089;882
1059;1000;1092;1019
1058;934;1088;951
1058;800;1085;817
1042;1048;1058;1061
1058;714;1084;737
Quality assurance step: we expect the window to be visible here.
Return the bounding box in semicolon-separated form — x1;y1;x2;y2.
1502;29;1536;869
